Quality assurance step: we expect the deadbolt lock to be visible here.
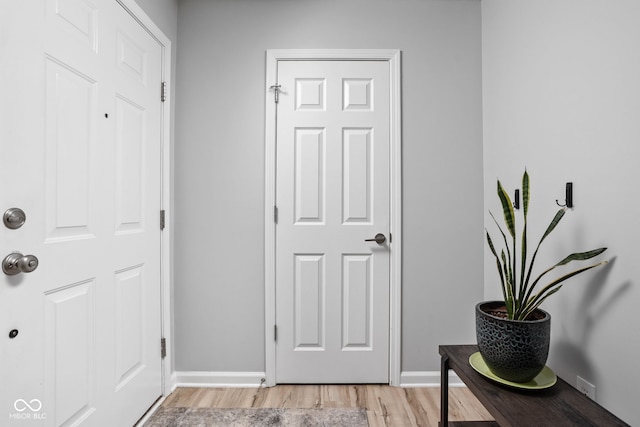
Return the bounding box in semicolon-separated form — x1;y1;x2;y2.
3;208;26;229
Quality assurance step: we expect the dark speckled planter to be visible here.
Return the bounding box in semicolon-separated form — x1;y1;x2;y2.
476;301;551;383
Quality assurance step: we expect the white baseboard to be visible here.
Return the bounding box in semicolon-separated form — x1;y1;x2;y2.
173;371;267;388
171;370;461;389
399;371;464;387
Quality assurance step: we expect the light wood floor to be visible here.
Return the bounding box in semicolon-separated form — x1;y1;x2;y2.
161;385;494;426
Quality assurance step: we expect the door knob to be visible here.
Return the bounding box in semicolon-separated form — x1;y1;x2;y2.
364;233;386;245
3;252;39;276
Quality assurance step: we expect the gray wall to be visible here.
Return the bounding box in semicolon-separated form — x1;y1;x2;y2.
134;0;178;43
174;0;484;373
483;1;640;424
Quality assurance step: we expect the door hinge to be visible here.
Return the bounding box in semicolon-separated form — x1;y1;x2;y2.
274;325;278;341
274;205;278;224
161;337;167;359
389;232;392;243
161;81;167;102
269;84;281;104
160;210;165;230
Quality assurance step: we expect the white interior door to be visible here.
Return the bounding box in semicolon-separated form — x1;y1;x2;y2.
1;1;163;425
275;60;391;383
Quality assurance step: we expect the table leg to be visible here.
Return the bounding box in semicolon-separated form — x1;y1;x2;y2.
441;353;450;427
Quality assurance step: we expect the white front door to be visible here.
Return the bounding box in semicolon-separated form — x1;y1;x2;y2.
275;60;391;383
1;1;163;425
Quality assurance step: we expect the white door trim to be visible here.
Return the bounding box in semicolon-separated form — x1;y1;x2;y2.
264;49;402;386
116;0;174;397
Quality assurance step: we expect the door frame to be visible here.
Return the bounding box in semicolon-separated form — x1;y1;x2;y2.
116;0;173;397
264;49;402;386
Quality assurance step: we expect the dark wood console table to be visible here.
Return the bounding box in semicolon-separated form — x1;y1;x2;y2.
439;345;629;427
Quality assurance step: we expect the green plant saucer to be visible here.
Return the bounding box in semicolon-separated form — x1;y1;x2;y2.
469;352;557;390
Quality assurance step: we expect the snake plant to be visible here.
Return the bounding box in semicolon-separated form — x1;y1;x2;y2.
486;171;608;320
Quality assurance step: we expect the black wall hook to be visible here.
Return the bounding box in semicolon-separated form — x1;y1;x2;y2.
513;189;520;210
556;182;573;208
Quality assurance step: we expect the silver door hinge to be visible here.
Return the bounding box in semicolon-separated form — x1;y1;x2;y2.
274;325;278;341
274;206;278;224
161;337;166;359
161;81;167;102
160;210;165;230
269;84;281;104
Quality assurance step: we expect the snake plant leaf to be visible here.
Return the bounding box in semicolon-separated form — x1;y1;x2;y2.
518;286;563;320
523;249;608;303
486;231;507;302
522;170;530;216
519;223;528;301
500;250;510;293
555;248;607;265
519;171;530;301
523;208;567;292
540;208;566;242
490;211;514;285
501;250;515;318
497;180;517;305
523;260;609;316
497;180;515;238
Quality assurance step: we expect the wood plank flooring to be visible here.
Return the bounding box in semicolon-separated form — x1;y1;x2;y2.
161;385;494;426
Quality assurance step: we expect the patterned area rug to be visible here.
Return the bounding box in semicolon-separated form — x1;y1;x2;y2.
144;407;369;427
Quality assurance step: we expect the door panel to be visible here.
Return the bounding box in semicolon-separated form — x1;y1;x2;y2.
294;128;325;224
342;254;373;349
276;60;390;384
294;254;325;348
114;266;145;389
1;1;162;425
343;128;373;223
44;280;96;426
45;57;98;241
114;95;145;231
